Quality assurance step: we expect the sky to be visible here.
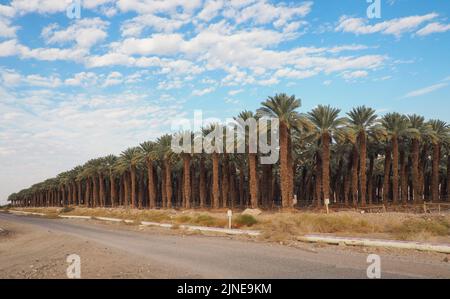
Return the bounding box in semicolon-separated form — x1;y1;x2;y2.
0;0;450;204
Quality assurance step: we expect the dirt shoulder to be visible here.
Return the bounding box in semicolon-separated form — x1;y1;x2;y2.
0;220;193;279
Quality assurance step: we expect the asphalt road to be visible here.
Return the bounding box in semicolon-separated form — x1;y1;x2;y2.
0;213;449;279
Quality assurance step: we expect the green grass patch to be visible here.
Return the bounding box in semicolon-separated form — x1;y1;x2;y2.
234;214;258;227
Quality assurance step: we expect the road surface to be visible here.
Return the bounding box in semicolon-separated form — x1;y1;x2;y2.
0;213;449;279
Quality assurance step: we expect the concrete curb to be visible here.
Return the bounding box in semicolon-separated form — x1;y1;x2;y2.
59;215;92;220
92;217;135;223
9;210;46;216
298;234;450;254
140;221;261;236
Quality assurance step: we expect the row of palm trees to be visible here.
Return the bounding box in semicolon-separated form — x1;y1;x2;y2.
7;94;450;210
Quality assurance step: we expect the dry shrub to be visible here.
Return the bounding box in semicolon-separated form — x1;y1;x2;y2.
234;215;258;228
388;217;450;240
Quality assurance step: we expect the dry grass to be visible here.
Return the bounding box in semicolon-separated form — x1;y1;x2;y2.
256;211;450;243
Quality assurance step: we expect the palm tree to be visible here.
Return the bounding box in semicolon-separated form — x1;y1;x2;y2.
156;135;175;209
118;147;142;208
235;111;259;208
307;105;346;207
381;113;410;204
140;141;158;209
407;115;427;203
428;120;449;201
102;155;118;207
258;94;301;208
202;125;221;209
346;106;378;206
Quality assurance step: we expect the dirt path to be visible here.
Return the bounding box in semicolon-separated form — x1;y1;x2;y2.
0;213;449;279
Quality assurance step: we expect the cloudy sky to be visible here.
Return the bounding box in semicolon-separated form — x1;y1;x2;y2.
1;0;450;204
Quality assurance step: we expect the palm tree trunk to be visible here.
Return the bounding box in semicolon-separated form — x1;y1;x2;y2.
146;159;156;209
99;173;105;207
249;153;259;208
343;164;350;206
411;138;421;203
321;132;331;207
130;165;137;208
239;165;245;208
165;160;172;209
161;167;167;208
110;175;116;207
383;146;391;202
183;154;191;209
124;172;130;207
85;179;91;207
432;142;440;201
359;131;367;206
400;150;408;204
392;135;399;204
229;164;236;208
212;153;220;209
315;153;322;207
92;177;99;208
222;155;229;208
199;156;206;208
447;153;450;202
138;175;144;209
351;145;359;206
367;155;375;205
279;122;292;208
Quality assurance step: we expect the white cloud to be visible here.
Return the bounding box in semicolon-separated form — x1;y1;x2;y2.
102;71;123;87
116;0;202;15
336;13;438;37
233;1;312;26
121;14;187;36
228;89;243;96
402;82;448;98
197;0;223;22
416;22;450;36
192;87;215;96
64;72;98;86
342;70;369;80
0;17;19;38
41;18;109;49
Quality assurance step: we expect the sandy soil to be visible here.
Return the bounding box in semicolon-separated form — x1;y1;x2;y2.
0;220;187;278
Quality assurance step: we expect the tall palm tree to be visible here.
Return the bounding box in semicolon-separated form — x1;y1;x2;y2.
118;147;142;208
156;135;175;209
258;94;301;208
102;155;118;207
202;125;221;209
346;106;378;206
140;141;158;209
381;113;410;204
407;115;427;203
307;105;346;207
428;120;449;201
235;110;259;209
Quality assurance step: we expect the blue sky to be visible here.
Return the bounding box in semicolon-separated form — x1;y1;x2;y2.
0;0;450;203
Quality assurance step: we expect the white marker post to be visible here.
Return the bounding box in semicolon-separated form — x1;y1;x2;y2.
227;210;233;229
324;198;330;214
